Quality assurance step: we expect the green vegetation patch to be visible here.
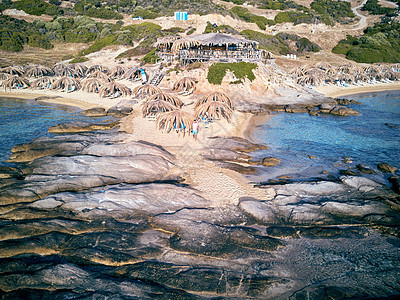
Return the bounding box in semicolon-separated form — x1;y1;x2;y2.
230;6;275;30
274;11;315;25
311;0;354;26
362;0;396;15
332;22;400;63
203;22;239;34
75;0;123;20
13;0;63;16
0;15;53;52
240;30;320;55
142;49;159;64
187;28;196;35
207;62;257;85
69;56;89;63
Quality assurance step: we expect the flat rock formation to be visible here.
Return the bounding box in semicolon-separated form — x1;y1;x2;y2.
0;133;400;299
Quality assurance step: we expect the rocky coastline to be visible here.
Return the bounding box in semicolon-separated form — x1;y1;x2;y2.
0;94;400;299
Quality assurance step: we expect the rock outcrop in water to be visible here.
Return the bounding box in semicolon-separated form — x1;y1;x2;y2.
0;132;400;299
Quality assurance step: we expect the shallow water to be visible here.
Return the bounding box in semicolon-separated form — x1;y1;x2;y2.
0;97;111;166
249;91;400;182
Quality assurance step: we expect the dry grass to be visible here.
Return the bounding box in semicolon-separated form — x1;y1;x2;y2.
0;43;88;67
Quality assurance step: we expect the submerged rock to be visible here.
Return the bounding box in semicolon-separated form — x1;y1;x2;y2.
378;163;397;173
261;157;281;166
356;164;377;174
329;105;360;116
48;121;119;133
81;107;107;117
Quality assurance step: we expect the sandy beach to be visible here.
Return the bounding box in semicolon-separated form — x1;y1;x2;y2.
315;81;400;98
0;87;270;207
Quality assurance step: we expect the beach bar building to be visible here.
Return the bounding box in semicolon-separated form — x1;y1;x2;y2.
155;33;271;64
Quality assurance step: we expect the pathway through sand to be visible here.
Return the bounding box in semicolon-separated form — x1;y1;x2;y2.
125;104;270;206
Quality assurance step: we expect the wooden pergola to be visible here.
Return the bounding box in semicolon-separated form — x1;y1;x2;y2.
155;33;272;64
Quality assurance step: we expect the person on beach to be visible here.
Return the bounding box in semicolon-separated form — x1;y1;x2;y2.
192;119;199;140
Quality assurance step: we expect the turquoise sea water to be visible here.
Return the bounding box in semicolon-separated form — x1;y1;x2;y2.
0;97;111;166
250;91;400;182
0;92;399;183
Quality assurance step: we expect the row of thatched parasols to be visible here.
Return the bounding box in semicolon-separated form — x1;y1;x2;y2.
0;64;150;97
136;79;235;132
0;75;133;98
0;64;146;80
289;62;400;87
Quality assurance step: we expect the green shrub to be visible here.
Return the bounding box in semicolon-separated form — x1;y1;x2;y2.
83;35;117;55
164;27;185;34
311;0;354;25
0;30;25;51
69;56;89;63
274;12;292;23
13;0;63;16
74;0;122;20
207;62;257;85
132;7;159;19
362;0;395;15
0;15;53;52
28;33;53;49
296;37;321;52
187;27;196;35
231;6;275;29
275;11;314;25
142;48;159;64
62;54;75;60
257;0;298;10
332;21;400;63
332;43;353;55
203;22;239;34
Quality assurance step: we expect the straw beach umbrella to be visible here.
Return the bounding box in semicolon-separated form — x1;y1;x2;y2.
52;77;81;92
31;76;55;89
363;65;381;75
99;81;131;98
1;66;24;76
195;91;234;110
156;110;194;132
86;65;109;76
142;99;177;117
109;66;127;79
173;77;196;93
25;65;54;78
195;100;233;122
87;70;112;82
53;63;79;78
125;67;142;81
82;78;104;93
0;73;10;88
315;62;332;71
70;64;88;78
289;66;308;77
147;92;183;108
132;84;162;99
3;75;30;90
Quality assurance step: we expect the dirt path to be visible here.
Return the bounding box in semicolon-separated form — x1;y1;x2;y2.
351;0;368;30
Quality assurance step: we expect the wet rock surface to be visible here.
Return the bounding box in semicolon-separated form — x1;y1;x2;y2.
48;120;120;133
0;133;400;298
